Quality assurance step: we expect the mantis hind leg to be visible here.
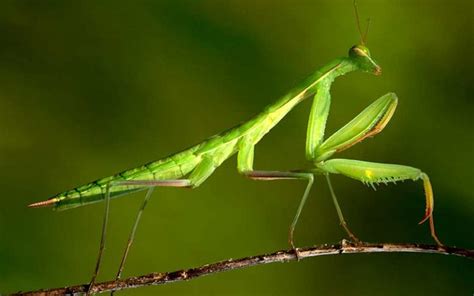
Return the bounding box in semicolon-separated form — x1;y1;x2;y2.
88;157;217;295
325;174;359;242
87;183;112;295
111;187;154;296
111;158;216;285
87;179;191;295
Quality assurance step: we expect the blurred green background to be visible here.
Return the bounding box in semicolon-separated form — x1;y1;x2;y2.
1;0;472;295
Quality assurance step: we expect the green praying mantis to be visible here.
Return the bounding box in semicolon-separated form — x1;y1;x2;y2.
28;4;442;294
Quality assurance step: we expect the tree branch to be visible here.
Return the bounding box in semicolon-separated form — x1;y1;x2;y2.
12;240;474;296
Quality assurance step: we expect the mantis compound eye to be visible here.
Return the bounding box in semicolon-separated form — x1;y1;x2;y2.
349;44;370;58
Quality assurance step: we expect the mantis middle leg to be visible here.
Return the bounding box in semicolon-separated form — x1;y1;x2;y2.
237;141;314;250
325;174;359;242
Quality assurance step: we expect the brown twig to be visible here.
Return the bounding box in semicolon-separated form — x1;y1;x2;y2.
11;240;474;296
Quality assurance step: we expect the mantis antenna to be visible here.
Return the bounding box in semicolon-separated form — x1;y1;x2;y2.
353;0;370;45
364;18;371;44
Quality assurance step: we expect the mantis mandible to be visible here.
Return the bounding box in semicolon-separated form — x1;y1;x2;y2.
28;4;442;293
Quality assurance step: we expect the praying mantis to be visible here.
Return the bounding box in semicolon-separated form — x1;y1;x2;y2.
28;4;443;294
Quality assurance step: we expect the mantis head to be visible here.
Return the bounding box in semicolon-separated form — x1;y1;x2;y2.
349;44;381;76
350;1;381;75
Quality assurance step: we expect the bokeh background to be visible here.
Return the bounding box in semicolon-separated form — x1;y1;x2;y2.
1;0;472;295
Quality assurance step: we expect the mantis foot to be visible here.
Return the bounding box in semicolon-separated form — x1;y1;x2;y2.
292;246;302;260
340;221;360;243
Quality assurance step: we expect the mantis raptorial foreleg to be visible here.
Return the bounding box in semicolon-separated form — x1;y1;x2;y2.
301;91;442;246
316;159;442;246
306;80;332;160
315;93;397;161
300;83;397;243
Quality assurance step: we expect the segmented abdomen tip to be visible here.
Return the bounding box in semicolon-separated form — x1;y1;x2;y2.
28;198;58;208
